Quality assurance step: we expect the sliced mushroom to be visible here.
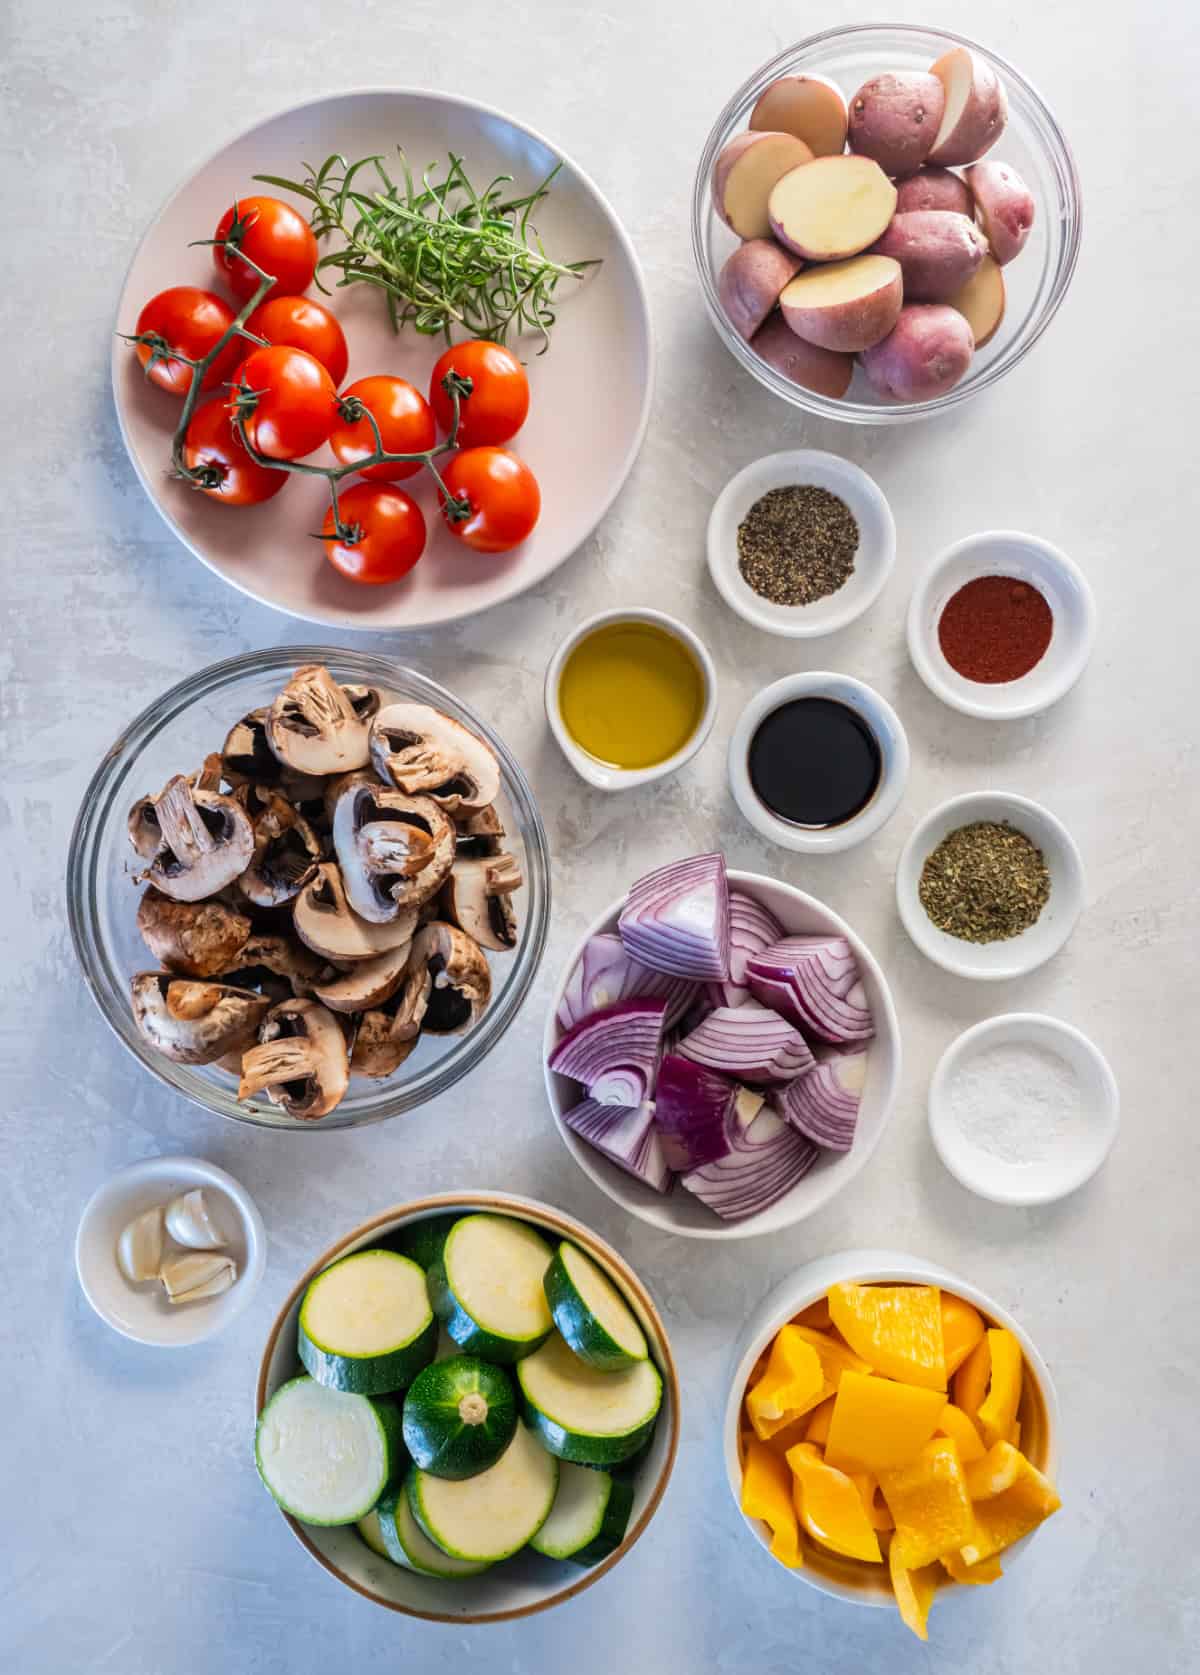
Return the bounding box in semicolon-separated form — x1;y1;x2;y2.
222;708;328;801
131;973;270;1064
440;852;523;952
454;804;506;859
370;704;501;814
400;922;492;1036
351;1007;420;1078
265;665;379;778
137;776;254;902
137;888;252;978
293;862;418;962
224;933;327;996
128;758;235;861
235;785;321;908
332;775;456;923
313;943;412;1014
237;997;349;1119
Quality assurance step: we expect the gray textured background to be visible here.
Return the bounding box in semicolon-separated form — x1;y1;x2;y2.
3;0;1197;1670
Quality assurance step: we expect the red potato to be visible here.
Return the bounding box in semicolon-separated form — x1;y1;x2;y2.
895;166;973;217
947;254;1006;348
861;304;974;401
928;48;1008;165
871;210;987;302
749;75;849;158
965;160;1035;265
712;131;814;239
847;72;945;178
750;311;854;399
779;255;902;353
717;239;804;341
768;155;897;261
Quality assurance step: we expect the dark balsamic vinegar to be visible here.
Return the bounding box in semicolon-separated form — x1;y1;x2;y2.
748;698;882;828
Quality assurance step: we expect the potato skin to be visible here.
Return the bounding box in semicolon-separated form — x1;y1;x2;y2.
847;72;945;177
750;311;854;399
894;167;973;217
718;239;804;341
779;257;902;353
965;160;1035;265
871;210;987;302
928;49;1008;166
861;304;974;401
712;131;813;239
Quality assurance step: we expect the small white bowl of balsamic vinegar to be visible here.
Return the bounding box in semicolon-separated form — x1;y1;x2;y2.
544;608;718;791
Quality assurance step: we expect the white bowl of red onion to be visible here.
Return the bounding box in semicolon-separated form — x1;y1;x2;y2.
542;854;901;1240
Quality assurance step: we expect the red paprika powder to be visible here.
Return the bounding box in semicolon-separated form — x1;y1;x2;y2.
937;575;1053;683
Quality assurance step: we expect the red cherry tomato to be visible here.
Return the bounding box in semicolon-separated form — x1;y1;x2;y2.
182;399;287;507
243;295;349;386
322;483;427;585
429;340;530;447
133;287;239;397
328;376;437;482
230;345;338;461
213;196;318;303
439;448;540;553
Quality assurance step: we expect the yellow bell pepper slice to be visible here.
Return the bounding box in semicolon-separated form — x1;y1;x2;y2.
953;1332;991;1419
976;1329;1023;1447
942;1550;1003;1585
788;1325;872;1387
828;1283;947;1390
936;1402;986;1464
879;1437;975;1571
959;1451;1061;1565
889;1546;941;1641
741;1436;803;1567
786;1443;882;1563
804;1395;836;1446
745;1327;826;1441
964;1440;1023;1501
825;1370;946;1474
793;1298;832;1330
940;1293;986;1377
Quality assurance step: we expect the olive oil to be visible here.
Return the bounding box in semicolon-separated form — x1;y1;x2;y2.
558;621;705;770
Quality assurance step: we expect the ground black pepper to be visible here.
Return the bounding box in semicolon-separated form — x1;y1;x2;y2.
736;484;859;606
919;820;1050;943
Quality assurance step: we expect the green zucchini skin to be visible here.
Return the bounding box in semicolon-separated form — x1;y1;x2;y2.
542;1244;647;1372
298;1250;437;1396
356;1507;392;1559
390;1213;461;1272
570;1473;636;1567
522;1402;658;1468
427;1259;551;1365
402;1356;517;1480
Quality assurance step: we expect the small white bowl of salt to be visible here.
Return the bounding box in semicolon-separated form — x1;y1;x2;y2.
929;1013;1119;1206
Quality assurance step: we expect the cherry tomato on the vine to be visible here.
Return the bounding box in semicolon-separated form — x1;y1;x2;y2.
329;376;437;482
439;447;540;554
322;483;427;585
133;287;240;397
213;196;318;303
244;295;349;386
182;398;287;507
429;339;530;447
230;345;338;461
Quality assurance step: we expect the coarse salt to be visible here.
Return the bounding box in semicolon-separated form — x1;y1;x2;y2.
945;1041;1085;1166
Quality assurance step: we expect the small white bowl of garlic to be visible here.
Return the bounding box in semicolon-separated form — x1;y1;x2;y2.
75;1156;265;1346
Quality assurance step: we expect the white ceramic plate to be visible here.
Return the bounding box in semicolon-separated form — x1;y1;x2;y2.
543;870;901;1240
112;89;652;630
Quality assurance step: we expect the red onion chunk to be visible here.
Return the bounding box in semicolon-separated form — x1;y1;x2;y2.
618;852;731;981
706;891;785;1008
678;1003;815;1086
774;1047;867;1151
548;997;667;1107
563;1098;672;1194
556;933;696;1032
653;1053;741;1171
746;935;874;1044
681;1104;819;1222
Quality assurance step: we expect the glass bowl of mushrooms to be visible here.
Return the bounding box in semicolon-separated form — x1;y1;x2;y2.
67;647;550;1130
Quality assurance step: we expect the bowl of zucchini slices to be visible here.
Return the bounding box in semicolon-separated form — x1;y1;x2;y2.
255;1192;679;1621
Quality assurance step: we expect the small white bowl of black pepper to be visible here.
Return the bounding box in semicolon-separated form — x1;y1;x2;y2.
707;450;896;638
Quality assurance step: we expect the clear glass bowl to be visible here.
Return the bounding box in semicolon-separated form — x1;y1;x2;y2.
692;23;1082;423
67;647;551;1131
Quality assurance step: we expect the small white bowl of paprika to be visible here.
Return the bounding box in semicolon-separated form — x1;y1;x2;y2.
907;531;1096;721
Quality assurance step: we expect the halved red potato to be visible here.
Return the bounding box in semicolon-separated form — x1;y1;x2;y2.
948;254;1006;347
749;74;849;158
895;166;973;217
847;72;944;178
768;155;897;261
861;303;974;401
718;239;804;341
965;160;1035;265
871;210;986;301
779;254;902;352
928;48;1008;165
750;311;854;400
712;131;814;239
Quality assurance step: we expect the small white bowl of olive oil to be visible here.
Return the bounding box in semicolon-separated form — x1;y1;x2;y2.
545;609;718;791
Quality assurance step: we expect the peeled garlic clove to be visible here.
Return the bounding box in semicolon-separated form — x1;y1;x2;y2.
164;1187;224;1251
160;1251;237;1304
117;1206;166;1283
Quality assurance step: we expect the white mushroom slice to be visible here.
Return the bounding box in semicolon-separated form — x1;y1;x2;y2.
160;1251;237;1303
265;665;378;777
313;944;412;1014
237;998;350;1119
117;1205;166;1283
131;973;271;1065
350;1008;420;1078
440;852;522;952
137;888;252;978
293;863;418;962
331;777;456;923
223;934;326;996
164;1188;225;1251
141;776;255;903
369;704;501;814
454;804;506;858
235;785;322;908
400;922;492;1036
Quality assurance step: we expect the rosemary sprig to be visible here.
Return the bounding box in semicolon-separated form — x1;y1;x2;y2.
254;151;598;351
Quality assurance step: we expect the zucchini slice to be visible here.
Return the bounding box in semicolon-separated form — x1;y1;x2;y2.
530;1462;636;1565
408;1421;558;1563
374;1486;492;1578
518;1333;662;1466
403;1355;517;1479
255;1376;404;1526
391;1213;460;1272
429;1214;553;1363
299;1248;436;1395
543;1242;649;1371
356;1507;391;1559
